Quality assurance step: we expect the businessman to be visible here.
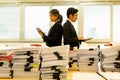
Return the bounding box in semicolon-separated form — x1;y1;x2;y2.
63;7;83;50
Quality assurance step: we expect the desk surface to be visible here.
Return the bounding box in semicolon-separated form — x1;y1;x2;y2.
68;71;105;80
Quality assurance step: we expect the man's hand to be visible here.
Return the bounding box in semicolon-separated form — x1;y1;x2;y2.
78;36;84;40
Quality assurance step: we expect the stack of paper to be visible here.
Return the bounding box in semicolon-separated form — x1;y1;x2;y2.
68;50;79;70
0;51;14;78
101;46;120;72
0;61;14;78
0;46;40;78
98;71;120;80
98;45;120;80
40;45;69;80
78;47;99;72
12;47;40;77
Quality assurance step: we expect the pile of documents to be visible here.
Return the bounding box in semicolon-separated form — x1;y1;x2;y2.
40;45;69;80
98;45;120;80
68;50;79;70
12;47;40;77
0;47;40;77
78;47;99;72
101;45;120;72
0;50;14;78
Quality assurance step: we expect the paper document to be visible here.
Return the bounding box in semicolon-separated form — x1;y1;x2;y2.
98;71;120;80
36;28;45;37
72;72;103;80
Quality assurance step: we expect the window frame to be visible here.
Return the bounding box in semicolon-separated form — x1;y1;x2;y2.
0;2;118;43
81;3;113;43
113;4;120;42
22;3;51;42
0;4;21;42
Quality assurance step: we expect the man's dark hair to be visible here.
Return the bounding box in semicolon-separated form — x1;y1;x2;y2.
67;7;78;18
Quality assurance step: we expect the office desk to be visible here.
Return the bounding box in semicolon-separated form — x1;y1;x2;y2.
68;71;105;80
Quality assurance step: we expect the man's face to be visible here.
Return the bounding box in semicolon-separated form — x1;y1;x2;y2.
69;13;78;22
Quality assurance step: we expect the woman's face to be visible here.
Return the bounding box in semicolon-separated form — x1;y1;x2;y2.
49;13;58;22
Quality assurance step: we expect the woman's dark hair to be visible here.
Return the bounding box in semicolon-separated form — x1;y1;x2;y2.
49;9;63;24
58;15;63;24
67;7;78;18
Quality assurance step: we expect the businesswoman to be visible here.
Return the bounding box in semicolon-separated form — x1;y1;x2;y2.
41;9;63;47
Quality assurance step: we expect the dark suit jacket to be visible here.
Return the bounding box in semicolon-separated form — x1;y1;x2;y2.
63;20;79;50
43;21;63;47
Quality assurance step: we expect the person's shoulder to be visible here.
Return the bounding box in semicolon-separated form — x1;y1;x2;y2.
53;21;60;26
63;20;71;28
55;22;62;27
63;20;69;25
54;22;63;30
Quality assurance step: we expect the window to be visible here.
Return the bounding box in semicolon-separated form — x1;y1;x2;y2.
52;6;78;33
0;7;20;39
0;3;116;43
25;6;50;40
113;5;120;42
84;5;111;40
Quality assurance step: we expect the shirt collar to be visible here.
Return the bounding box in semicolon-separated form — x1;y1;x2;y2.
68;19;74;25
52;20;59;26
